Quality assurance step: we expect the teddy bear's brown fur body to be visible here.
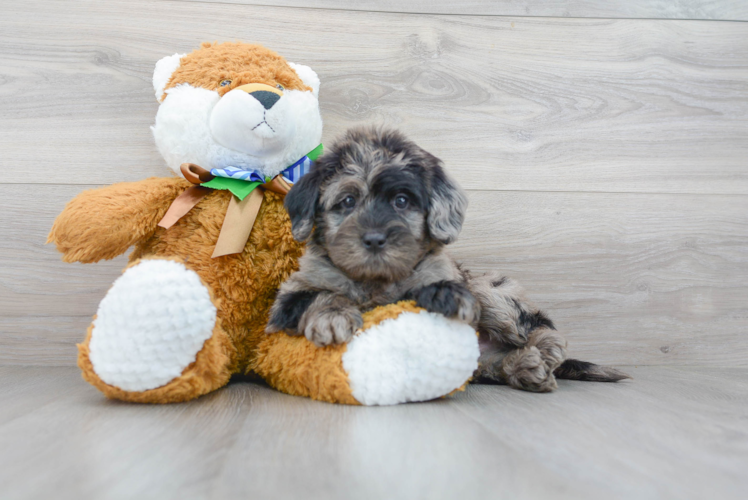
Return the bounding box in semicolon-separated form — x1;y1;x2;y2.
49;178;310;402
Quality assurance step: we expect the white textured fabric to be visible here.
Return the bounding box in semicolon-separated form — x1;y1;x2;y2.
89;260;217;392
209;87;296;156
152;53;185;102
288;62;320;97
151;76;322;181
342;312;480;406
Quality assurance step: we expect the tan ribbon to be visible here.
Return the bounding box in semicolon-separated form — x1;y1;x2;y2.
211;187;265;258
157;185;212;229
158;163;295;258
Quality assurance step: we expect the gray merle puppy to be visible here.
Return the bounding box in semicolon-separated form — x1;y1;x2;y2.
267;127;628;392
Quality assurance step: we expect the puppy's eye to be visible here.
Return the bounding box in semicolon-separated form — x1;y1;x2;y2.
341;195;356;209
276;83;285;91
393;194;410;209
220;79;232;87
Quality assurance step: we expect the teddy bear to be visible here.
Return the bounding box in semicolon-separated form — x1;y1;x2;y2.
47;42;479;405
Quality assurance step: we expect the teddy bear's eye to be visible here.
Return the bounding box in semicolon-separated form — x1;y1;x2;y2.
220;79;232;87
276;83;284;91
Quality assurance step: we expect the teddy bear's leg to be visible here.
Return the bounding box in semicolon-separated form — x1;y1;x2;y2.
253;302;480;406
77;259;234;403
252;333;359;405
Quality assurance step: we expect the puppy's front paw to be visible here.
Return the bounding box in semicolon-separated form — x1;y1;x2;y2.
411;281;479;325
301;307;363;347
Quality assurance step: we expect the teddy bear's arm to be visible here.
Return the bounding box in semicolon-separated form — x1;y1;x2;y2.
48;177;188;263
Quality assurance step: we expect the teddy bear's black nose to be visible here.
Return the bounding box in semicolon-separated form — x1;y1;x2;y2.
249;90;281;110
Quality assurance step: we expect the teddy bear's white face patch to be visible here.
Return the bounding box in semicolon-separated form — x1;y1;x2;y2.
151;62;322;180
209;86;296;156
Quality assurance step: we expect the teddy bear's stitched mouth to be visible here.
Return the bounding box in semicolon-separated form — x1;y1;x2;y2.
250;110;276;133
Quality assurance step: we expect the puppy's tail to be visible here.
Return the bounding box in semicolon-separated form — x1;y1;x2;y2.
553;359;631;382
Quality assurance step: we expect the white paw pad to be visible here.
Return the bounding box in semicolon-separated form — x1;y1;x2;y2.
342;311;480;406
89;260;217;392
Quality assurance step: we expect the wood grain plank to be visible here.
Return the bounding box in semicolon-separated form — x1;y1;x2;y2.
453;366;748;500
2;184;745;367
0;365;93;426
177;0;748;21
0;367;257;500
1;1;747;193
0;317;88;366
454;190;748;366
0;183;128;317
211;384;596;500
0;366;745;499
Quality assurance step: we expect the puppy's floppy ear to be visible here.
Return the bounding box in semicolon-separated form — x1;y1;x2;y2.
285;166;325;241
427;161;468;245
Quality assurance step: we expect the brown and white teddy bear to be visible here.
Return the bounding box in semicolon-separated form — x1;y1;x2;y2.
48;42;480;405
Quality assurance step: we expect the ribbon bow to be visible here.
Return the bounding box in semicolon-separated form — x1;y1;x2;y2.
158;144;322;258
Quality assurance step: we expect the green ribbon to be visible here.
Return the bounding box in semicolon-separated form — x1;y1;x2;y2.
202;144;323;200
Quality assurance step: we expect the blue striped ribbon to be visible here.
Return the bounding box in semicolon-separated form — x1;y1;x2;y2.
210;155;312;184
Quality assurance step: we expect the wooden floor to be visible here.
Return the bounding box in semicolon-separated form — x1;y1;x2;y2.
0;365;746;500
1;0;747;498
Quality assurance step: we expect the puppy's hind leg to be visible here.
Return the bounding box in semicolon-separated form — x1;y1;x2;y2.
484;331;631;389
500;328;567;392
467;273;553;348
468;271;630;389
468;272;567;392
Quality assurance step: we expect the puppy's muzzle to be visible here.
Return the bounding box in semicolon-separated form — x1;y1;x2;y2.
235;83;283;110
361;231;387;252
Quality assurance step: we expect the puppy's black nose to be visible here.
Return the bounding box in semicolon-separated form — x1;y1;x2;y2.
362;232;387;251
249;90;281;110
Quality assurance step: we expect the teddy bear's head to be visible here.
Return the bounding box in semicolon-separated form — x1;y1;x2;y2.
151;42;322;179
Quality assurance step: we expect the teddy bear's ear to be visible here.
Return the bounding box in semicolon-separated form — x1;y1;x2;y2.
288;62;320;98
153;53;185;102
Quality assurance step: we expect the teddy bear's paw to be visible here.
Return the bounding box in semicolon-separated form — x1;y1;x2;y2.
88;259;217;392
342;310;480;405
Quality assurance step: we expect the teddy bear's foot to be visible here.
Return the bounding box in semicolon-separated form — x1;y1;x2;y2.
78;259;233;403
255;302;480;405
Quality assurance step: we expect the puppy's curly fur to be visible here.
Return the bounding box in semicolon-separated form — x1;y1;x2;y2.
267;128;629;392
